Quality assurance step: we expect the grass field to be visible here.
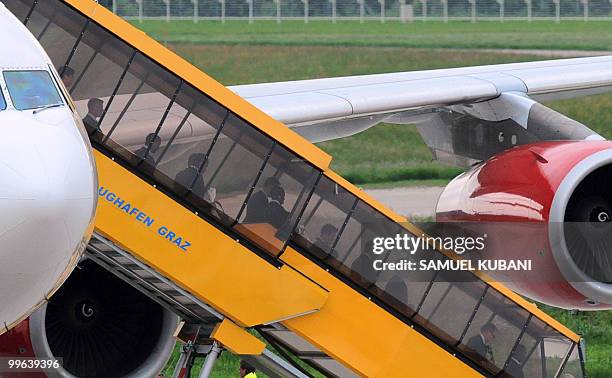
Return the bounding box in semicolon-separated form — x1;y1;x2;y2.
543;306;612;378
148;22;611;377
134;20;612;51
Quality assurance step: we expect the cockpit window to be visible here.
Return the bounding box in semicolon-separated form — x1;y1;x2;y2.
0;90;5;110
3;70;63;111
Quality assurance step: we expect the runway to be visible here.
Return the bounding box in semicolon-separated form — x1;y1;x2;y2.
364;186;444;219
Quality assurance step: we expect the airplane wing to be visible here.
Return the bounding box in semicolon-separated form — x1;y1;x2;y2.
230;56;612;167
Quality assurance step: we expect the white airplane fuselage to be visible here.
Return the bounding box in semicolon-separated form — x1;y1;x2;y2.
0;5;97;333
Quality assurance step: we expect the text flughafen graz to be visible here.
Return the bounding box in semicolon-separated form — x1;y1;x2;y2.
98;186;192;252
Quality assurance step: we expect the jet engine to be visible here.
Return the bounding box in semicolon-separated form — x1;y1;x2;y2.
437;140;612;310
0;260;178;377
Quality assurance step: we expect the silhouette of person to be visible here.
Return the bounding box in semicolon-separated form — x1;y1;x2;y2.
82;98;103;136
267;185;289;229
244;177;279;223
315;223;338;253
58;65;75;88
466;323;497;364
351;253;376;287
384;275;409;309
174;153;215;203
135;133;161;166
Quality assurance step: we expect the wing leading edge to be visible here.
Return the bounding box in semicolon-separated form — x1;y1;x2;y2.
230;56;612;167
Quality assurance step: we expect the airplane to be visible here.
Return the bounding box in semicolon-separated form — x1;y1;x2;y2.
0;0;610;376
0;4;96;337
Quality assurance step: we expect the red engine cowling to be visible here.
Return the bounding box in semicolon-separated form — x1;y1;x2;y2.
437;140;612;310
0;260;178;377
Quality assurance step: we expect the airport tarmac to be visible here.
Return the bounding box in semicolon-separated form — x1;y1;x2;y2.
364;186;444;219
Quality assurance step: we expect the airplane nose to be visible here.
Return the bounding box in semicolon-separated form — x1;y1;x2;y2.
0;111;96;332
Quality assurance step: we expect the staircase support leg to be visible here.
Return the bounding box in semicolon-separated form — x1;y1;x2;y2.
198;342;222;378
